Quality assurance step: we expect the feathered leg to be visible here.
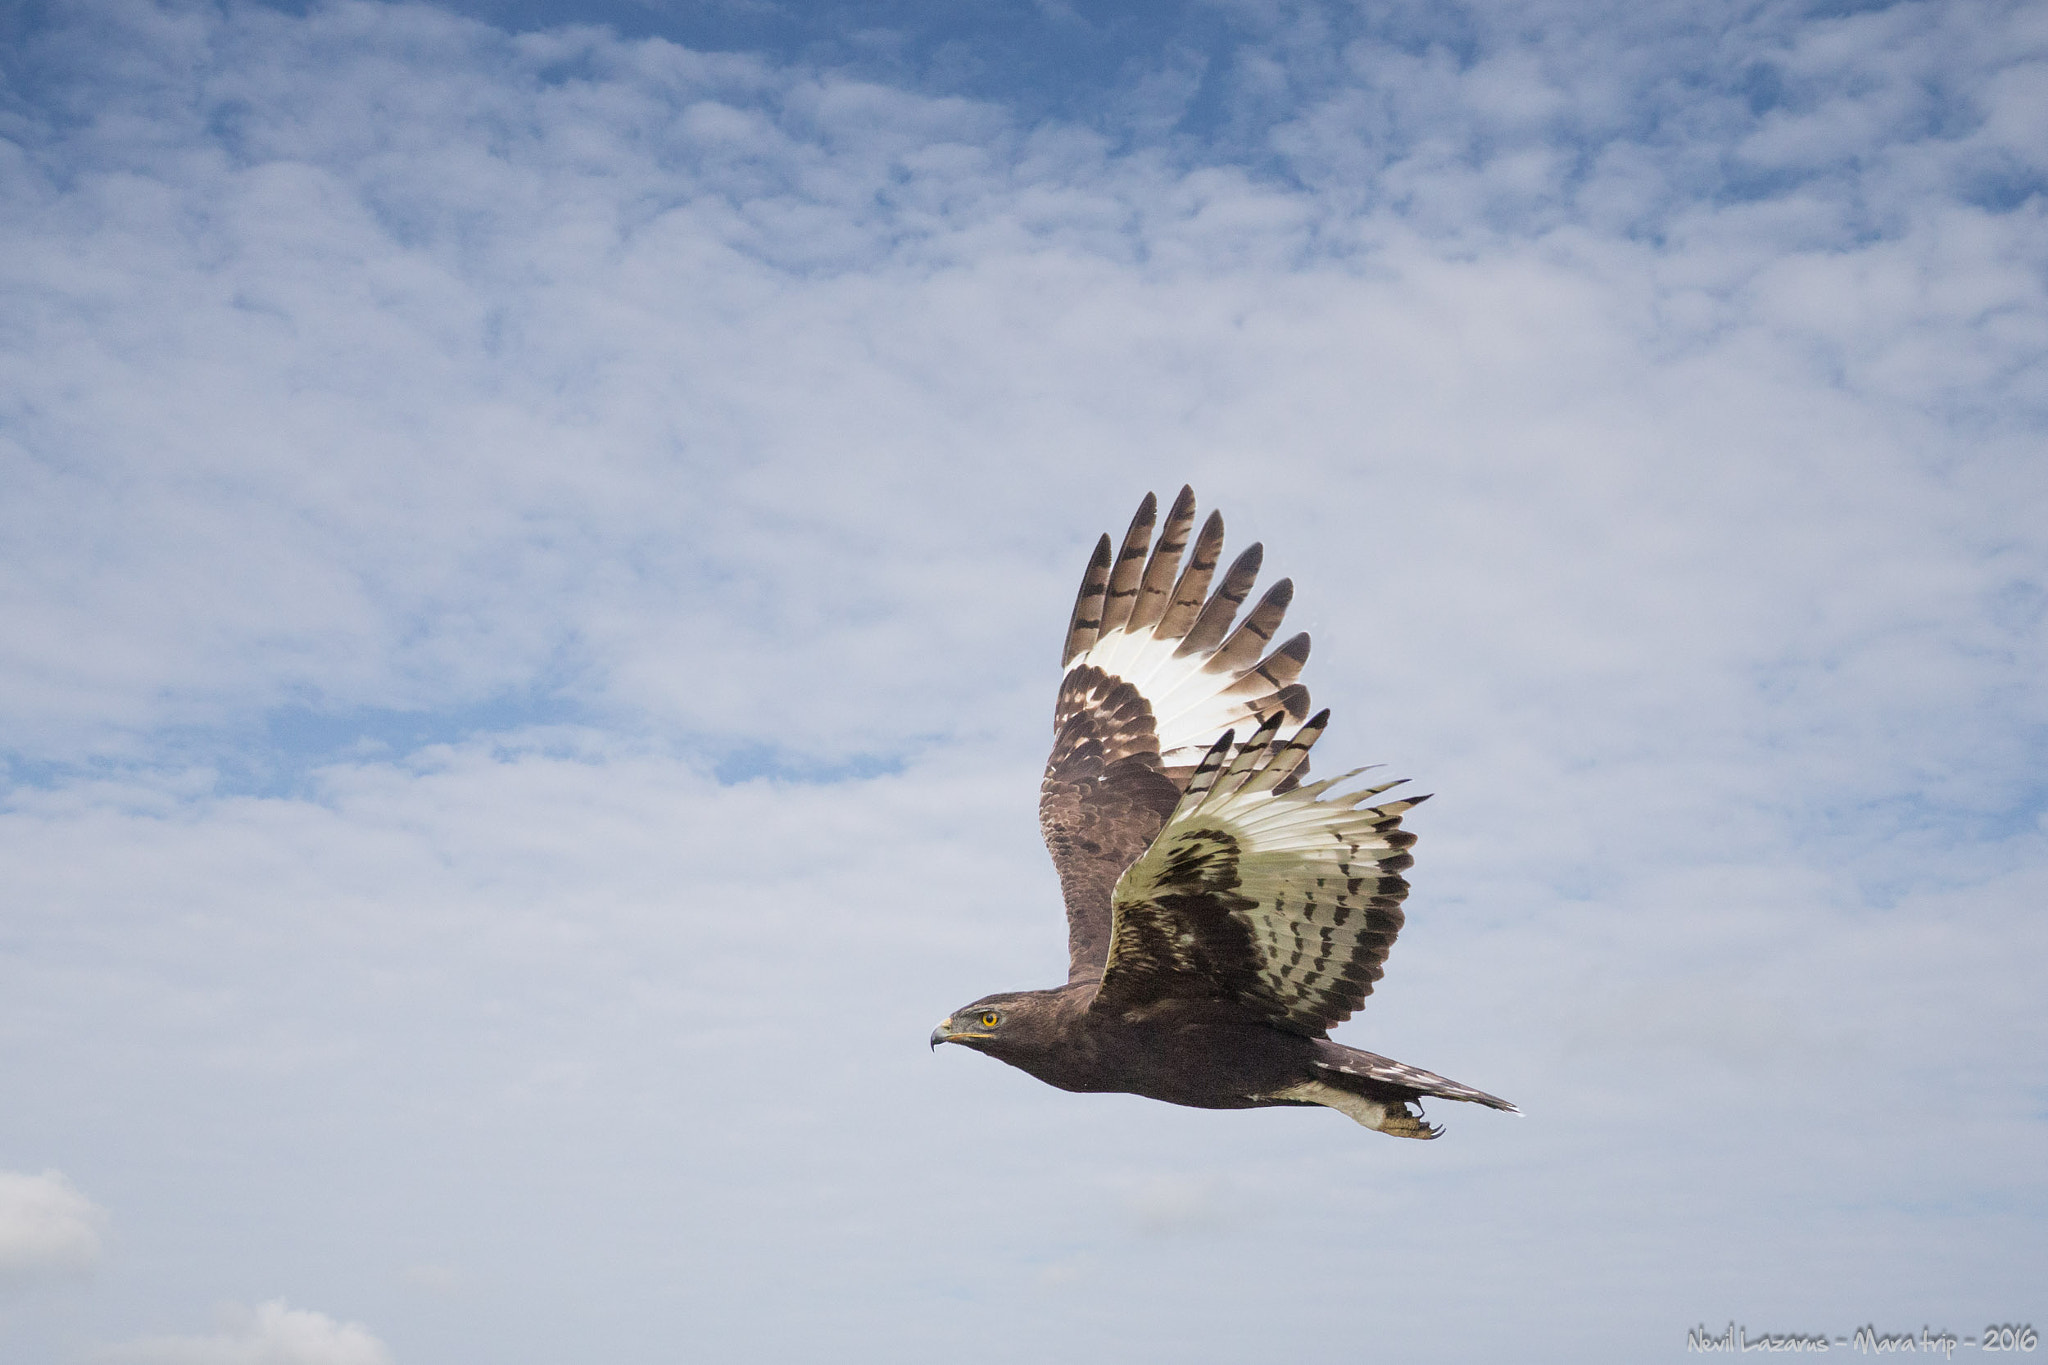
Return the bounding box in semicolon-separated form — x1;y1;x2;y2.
1271;1042;1518;1139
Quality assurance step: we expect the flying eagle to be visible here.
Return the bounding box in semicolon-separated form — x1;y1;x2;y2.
931;487;1517;1138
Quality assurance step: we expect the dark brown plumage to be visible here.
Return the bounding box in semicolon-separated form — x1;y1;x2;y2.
932;488;1517;1137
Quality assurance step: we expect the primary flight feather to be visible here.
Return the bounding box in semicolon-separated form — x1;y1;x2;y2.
931;487;1516;1137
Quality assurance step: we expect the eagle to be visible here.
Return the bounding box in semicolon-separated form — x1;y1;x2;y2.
931;487;1517;1138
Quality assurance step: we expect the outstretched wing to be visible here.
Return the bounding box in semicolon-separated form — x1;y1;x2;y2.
1041;488;1313;984
1090;711;1422;1036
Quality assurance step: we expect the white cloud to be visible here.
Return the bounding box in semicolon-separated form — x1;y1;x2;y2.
8;0;2038;775
0;1168;107;1280
0;0;2041;1360
100;1302;393;1365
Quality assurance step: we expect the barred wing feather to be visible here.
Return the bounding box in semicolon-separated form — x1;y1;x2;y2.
1060;486;1311;769
1043;487;1314;983
1092;712;1422;1036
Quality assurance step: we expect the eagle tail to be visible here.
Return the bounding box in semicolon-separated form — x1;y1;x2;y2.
1310;1044;1520;1121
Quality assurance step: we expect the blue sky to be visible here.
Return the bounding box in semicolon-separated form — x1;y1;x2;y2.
2;0;2044;1360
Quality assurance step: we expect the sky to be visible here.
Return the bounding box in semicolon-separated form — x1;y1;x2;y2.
1;0;2044;1360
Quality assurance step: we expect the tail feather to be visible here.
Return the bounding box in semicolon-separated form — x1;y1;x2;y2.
1312;1044;1521;1115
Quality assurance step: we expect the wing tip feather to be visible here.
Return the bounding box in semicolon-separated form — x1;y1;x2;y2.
1061;532;1116;667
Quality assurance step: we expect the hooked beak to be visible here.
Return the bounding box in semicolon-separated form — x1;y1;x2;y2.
930;1016;993;1051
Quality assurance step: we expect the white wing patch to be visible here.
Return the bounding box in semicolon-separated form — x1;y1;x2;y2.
1060;486;1309;765
1075;616;1303;765
1106;711;1421;1034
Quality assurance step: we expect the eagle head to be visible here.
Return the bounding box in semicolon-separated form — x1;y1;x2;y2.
929;991;1056;1055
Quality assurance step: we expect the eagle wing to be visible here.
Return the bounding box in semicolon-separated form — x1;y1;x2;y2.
1040;487;1312;984
1089;711;1421;1035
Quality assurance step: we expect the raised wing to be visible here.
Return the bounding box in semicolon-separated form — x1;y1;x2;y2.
1041;487;1313;984
1090;711;1422;1035
1060;486;1311;771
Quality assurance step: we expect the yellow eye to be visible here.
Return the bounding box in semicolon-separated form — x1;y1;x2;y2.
980;1012;1000;1028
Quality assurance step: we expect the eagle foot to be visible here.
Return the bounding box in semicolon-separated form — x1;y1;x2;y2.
1268;1080;1443;1138
1379;1105;1443;1141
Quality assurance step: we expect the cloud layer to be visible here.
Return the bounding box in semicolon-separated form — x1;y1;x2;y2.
1;0;2042;1359
0;1170;106;1280
101;1301;392;1365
